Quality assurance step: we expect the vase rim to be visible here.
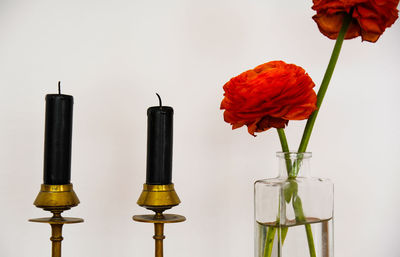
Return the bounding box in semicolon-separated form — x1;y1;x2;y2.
276;152;312;159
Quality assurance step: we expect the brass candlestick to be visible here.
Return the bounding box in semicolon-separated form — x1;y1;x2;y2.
29;184;84;257
133;184;186;257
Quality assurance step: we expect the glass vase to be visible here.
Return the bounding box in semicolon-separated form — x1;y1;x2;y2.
254;152;333;257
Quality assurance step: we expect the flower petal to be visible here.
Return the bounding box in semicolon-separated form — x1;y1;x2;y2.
221;61;317;136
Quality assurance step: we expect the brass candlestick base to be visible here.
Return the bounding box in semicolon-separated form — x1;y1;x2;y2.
29;184;83;257
32;184;80;211
134;184;185;257
137;184;181;212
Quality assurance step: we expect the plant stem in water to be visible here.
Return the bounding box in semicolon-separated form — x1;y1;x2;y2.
277;129;317;257
293;193;316;257
263;227;276;257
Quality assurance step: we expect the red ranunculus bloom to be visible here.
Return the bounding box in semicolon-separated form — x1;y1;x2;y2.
312;0;399;42
220;61;317;136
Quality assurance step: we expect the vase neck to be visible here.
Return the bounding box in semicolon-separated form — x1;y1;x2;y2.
277;152;311;179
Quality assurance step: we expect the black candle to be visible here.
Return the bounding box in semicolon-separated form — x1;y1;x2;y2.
146;95;173;185
43;84;74;185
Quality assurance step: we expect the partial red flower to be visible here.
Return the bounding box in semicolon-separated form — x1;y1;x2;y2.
312;0;399;42
220;61;317;136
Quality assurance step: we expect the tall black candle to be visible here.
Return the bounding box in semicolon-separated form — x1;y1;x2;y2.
146;95;173;185
43;84;74;185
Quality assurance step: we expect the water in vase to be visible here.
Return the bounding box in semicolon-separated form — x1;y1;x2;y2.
255;217;333;257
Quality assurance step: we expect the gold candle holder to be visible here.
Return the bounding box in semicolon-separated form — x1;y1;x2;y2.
133;184;186;257
29;184;84;257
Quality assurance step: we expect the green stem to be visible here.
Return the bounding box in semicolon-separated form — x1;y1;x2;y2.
290;14;351;257
298;13;352;153
277;129;294;177
260;129;290;257
263;227;276;257
305;224;316;257
277;128;317;257
293;193;316;257
277;128;289;152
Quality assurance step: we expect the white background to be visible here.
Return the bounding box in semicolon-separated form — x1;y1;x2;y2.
0;1;399;257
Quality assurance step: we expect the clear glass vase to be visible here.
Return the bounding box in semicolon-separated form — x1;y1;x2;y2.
254;152;333;257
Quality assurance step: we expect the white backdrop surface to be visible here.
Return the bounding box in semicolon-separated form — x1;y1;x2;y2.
0;1;400;257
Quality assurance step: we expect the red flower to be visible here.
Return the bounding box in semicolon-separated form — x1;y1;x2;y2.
220;61;317;136
312;0;399;42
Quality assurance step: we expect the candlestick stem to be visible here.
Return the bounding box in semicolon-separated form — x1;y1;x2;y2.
58;81;61;94
154;215;165;257
30;212;83;257
49;210;64;257
133;212;185;257
50;223;63;257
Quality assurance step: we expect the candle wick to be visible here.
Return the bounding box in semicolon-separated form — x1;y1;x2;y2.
156;93;162;107
58;81;61;95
